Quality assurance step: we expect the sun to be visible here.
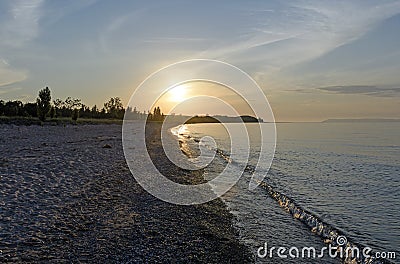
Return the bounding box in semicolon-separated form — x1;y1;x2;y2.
168;84;188;102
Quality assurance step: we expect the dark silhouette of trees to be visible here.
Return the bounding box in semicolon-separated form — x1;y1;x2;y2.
24;103;38;117
52;97;83;120
65;97;82;121
53;99;63;117
36;87;52;121
49;107;55;118
0;100;37;117
71;109;79;121
2;100;23;116
124;106;148;120
146;106;165;122
0;87;158;122
90;105;99;118
104;97;124;119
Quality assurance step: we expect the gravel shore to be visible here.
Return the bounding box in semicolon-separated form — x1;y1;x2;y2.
0;123;251;263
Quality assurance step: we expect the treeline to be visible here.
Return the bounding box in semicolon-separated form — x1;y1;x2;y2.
0;87;165;122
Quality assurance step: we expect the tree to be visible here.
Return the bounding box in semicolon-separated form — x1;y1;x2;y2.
103;97;124;119
91;105;98;118
65;97;81;110
64;97;82;120
36;87;52;121
49;106;55;118
0;100;4;115
23;102;38;117
4;100;23;116
53;99;63;117
148;106;164;121
71;108;79;121
78;104;90;118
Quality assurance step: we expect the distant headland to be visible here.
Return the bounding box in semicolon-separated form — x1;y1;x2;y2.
322;118;400;123
184;115;262;124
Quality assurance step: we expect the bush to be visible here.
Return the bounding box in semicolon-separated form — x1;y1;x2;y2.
37;87;51;121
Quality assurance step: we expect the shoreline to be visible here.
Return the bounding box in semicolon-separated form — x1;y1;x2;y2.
0;123;252;262
0;116;123;126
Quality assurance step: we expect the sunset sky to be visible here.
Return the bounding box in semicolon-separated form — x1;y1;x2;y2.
1;0;400;121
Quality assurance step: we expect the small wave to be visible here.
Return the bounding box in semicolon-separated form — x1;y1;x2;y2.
258;180;394;264
174;126;233;164
171;125;395;264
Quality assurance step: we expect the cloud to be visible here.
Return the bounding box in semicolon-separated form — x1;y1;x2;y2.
0;0;45;47
99;9;147;53
142;37;206;44
286;88;315;94
0;59;27;87
317;85;400;97
0;85;21;95
190;1;400;91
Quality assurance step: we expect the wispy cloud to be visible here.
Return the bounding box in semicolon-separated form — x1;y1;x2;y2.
142;37;206;44
99;10;146;53
0;0;45;47
0;85;21;96
0;1;45;102
318;85;400;97
197;1;400;82
0;59;27;87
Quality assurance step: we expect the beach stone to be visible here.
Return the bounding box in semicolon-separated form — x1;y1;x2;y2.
0;123;251;263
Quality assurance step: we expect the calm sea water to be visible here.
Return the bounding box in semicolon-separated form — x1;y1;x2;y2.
172;122;400;263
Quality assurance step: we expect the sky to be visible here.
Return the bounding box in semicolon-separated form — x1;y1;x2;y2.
0;0;400;121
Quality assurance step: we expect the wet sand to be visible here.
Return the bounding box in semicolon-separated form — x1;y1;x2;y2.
0;123;251;263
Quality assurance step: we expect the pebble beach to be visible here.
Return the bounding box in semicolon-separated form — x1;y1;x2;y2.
0;123;251;263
